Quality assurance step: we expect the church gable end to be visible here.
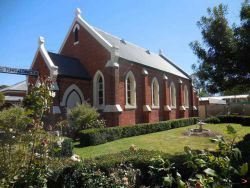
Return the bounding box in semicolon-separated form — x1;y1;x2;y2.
59;10;111;75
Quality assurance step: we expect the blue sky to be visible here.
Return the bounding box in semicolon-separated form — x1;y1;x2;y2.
0;0;242;86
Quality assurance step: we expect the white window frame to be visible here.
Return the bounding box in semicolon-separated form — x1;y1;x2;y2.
170;82;176;108
183;85;189;108
125;71;136;109
93;70;105;109
151;77;160;109
60;84;84;107
73;24;80;45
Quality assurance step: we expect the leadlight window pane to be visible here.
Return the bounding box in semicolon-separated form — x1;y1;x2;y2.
97;76;103;105
127;78;131;105
74;28;78;42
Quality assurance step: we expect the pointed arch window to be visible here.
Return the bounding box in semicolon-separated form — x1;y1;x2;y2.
73;24;80;44
183;85;189;108
93;71;105;109
170;82;176;108
125;71;136;109
151;78;159;108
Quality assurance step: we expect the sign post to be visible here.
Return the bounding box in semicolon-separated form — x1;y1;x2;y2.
0;66;39;76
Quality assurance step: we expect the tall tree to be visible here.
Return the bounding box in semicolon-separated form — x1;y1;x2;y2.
190;1;250;95
191;73;210;97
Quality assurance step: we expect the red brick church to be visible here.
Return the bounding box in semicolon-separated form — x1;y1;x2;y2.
28;8;198;126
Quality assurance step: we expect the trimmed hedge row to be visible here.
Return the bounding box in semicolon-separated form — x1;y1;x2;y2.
47;149;191;187
79;117;198;146
205;115;250;126
217;115;250;126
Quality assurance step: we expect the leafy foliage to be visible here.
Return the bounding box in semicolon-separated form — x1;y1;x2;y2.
0;106;31;134
236;134;250;164
0;78;72;187
67;103;105;133
23;78;55;121
190;2;250;94
0;92;4;107
204;116;220;124
184;125;248;187
48;162;140;188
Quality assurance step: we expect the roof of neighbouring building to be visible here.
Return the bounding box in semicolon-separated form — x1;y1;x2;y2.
95;28;190;79
200;95;249;101
4;96;24;102
48;52;91;80
0;81;27;93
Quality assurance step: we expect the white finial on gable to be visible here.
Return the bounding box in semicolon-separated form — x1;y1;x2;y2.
75;8;82;18
39;36;45;46
159;49;163;56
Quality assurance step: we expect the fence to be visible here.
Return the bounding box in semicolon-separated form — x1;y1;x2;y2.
199;103;250;119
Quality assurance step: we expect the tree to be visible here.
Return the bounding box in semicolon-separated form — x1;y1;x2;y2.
190;1;250;95
0;85;8;90
191;73;210;97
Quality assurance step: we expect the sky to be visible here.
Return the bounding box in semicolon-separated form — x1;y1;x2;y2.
0;0;243;86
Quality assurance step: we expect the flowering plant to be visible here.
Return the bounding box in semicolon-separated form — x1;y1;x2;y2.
23;77;55;123
0;78;70;187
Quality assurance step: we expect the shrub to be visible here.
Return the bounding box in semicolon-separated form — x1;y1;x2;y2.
216;115;250;126
67;103;105;133
79;117;198;146
50;138;74;157
203;115;250;126
0;106;31;135
48;149;192;187
236;134;250;164
204;116;220;124
48;162;140;188
61;138;73;157
0;79;69;187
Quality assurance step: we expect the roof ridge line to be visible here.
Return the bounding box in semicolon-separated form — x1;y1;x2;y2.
94;27;157;54
159;54;191;80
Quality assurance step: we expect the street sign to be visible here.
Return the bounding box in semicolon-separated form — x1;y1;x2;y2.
0;66;39;76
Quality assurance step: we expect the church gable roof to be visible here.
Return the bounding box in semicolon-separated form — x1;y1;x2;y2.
95;28;189;79
59;8;190;80
48;52;91;80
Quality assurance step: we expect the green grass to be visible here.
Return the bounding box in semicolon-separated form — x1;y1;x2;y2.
74;123;250;159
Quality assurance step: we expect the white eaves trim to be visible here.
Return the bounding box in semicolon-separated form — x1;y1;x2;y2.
30;37;58;78
58;9;113;53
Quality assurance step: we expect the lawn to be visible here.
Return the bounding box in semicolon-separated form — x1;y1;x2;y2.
74;123;250;159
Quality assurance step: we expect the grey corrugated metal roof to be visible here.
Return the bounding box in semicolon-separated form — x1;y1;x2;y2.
95;28;189;79
0;81;27;92
48;52;91;80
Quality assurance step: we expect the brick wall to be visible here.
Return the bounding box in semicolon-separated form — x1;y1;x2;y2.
28;51;50;85
117;58;194;126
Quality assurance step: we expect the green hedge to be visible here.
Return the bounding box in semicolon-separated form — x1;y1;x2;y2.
47;149;190;187
79;117;198;146
205;115;250;126
217;115;250;126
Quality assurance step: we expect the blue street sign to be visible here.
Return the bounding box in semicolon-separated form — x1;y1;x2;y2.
0;66;39;76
